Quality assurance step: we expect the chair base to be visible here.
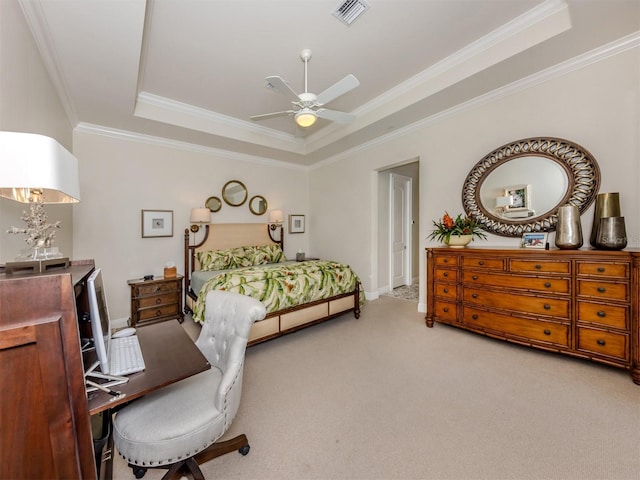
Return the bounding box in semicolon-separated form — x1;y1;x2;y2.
129;434;250;480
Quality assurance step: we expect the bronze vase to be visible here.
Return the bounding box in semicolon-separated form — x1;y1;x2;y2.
595;217;627;250
590;192;621;247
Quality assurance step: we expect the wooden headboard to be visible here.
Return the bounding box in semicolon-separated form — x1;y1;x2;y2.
184;223;284;293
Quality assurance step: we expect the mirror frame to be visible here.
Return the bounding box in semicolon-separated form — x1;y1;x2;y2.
249;195;268;216
205;196;222;212
462;137;600;237
222;180;248;207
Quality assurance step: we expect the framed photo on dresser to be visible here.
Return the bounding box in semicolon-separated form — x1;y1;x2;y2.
521;232;547;249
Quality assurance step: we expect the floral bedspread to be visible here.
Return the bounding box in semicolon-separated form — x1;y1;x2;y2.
192;260;363;324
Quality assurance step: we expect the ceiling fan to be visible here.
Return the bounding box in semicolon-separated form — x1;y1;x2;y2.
250;49;360;128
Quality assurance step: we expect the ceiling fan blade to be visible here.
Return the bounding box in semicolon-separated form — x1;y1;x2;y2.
315;74;360;106
250;110;295;121
265;76;300;101
315;108;356;124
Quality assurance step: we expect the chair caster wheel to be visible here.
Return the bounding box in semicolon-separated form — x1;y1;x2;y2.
132;466;147;479
239;444;250;456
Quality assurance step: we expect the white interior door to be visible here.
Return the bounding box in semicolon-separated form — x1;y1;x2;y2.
389;173;412;289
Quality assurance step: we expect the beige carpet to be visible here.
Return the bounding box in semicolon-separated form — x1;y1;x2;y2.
112;296;640;480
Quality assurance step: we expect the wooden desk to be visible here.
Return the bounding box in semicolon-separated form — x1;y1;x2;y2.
88;320;210;415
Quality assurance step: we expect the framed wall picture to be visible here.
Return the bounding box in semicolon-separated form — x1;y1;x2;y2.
521;232;547;249
288;214;305;234
142;210;173;238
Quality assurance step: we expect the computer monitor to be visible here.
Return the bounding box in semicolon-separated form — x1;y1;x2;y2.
87;268;112;374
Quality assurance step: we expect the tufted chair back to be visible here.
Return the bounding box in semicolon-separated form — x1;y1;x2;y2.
196;290;266;427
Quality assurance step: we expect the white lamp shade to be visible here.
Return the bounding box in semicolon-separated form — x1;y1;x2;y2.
0;132;81;203
190;207;210;223
268;210;284;224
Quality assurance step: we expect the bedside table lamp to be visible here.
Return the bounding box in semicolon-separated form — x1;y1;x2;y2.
268;210;284;248
190;207;210;232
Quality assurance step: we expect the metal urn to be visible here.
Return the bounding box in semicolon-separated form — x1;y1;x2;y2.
595;217;627;250
590;192;621;247
555;204;583;249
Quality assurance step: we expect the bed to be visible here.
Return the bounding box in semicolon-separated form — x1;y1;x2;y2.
183;223;362;345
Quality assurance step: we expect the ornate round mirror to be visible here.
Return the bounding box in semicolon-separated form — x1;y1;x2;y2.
462;137;600;237
205;196;222;212
222;180;248;207
249;195;268;215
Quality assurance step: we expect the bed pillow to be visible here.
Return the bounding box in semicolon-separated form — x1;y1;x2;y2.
196;244;286;271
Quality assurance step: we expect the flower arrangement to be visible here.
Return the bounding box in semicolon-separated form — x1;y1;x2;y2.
6;199;61;248
428;212;487;243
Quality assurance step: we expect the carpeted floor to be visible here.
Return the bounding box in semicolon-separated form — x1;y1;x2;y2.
112;296;640;480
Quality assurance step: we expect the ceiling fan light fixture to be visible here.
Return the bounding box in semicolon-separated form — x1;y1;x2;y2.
295;109;317;127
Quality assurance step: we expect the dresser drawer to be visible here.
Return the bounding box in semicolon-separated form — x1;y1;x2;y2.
509;259;570;274
433;300;457;322
576;279;628;302
434;267;457;282
133;280;181;297
577;302;629;330
137;292;180;309
138;303;181;321
462;306;569;347
577;327;629;362
434;283;457;300
461;257;504;270
434;255;459;267
462;271;569;294
577;262;629;279
463;287;569;318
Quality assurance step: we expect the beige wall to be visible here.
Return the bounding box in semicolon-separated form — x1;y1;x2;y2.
310;47;639;310
0;0;74;262
72;131;309;320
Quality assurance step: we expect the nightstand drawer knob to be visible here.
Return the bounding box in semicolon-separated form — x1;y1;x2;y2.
597;339;606;346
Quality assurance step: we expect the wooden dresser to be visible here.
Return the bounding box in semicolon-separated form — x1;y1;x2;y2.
128;275;184;327
425;247;640;384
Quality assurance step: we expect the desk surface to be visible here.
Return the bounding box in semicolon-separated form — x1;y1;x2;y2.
88;320;209;415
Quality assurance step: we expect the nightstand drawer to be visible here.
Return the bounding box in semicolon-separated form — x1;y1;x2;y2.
133;280;181;297
137;292;180;309
138;303;181;322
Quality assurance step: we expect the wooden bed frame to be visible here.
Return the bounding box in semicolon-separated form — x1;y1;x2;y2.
183;223;360;345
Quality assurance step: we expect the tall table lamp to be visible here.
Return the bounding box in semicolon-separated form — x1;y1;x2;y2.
1;132;81;268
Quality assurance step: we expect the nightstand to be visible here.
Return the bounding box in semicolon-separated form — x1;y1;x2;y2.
128;275;184;327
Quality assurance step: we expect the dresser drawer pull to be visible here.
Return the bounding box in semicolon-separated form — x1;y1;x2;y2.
155;286;162;292
155;310;162;317
472;275;478;280
155;298;162;305
478;261;484;266
597;287;606;293
443;272;449;277
472;314;478;320
543;329;551;336
597;339;606;346
544;282;551;288
535;264;542;269
472;293;478;299
443;259;449;263
597;311;606;318
443;288;449;293
543;304;551;310
597;267;605;272
443;307;449;313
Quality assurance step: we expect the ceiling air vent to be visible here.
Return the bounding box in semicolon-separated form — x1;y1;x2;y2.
332;0;370;26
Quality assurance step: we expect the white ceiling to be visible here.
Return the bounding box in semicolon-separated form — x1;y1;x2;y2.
19;0;640;166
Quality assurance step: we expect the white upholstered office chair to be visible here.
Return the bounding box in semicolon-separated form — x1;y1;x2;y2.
113;290;266;480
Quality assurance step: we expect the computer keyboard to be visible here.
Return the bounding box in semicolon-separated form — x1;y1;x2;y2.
110;335;146;376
